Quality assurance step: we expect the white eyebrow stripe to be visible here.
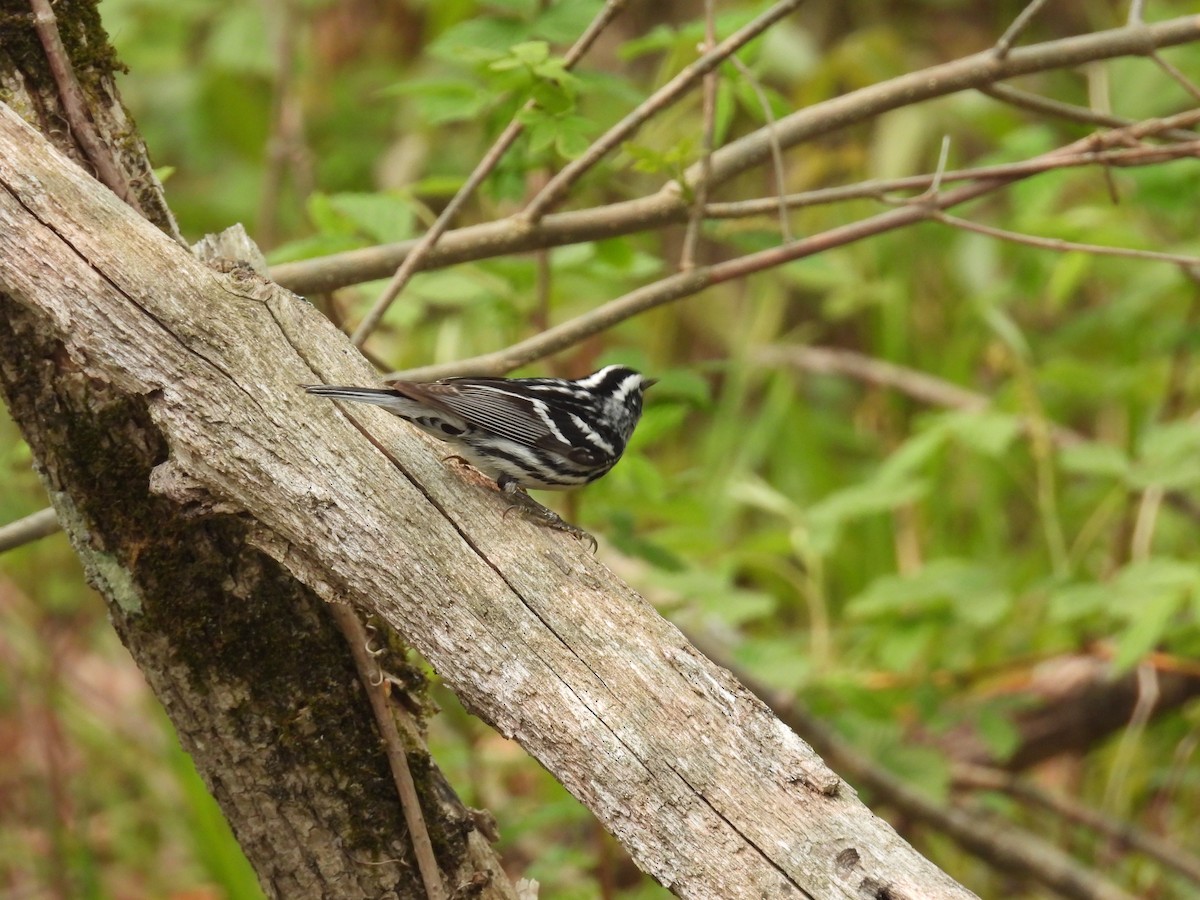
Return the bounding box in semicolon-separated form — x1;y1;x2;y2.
575;365;620;389
611;372;641;404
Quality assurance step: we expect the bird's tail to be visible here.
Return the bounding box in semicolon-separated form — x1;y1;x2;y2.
303;384;418;415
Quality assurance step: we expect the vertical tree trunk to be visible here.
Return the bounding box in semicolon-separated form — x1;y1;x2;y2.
0;3;517;897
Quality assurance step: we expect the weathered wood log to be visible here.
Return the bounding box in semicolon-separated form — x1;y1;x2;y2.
0;100;978;899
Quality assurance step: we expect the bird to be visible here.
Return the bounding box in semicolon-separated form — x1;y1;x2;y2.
304;365;655;546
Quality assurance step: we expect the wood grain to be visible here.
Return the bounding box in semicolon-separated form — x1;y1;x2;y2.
0;101;977;899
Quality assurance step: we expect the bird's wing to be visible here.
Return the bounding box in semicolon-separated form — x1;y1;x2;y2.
390;380;581;457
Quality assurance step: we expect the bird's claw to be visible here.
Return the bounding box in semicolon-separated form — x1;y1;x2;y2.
498;489;597;552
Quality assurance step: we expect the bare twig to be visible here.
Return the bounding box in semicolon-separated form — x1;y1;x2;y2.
687;16;1200;189
705;140;1200;218
0;507;61;554
994;0;1053;58
388;116;1192;381
690;637;1139;900
954;764;1200;887
680;0;719;271
932;210;1200;269
28;0;145;215
272;19;1200;299
981;83;1200;139
1150;51;1200;103
348;0;630;346
329;602;447;900
521;0;808;223
729;54;793;241
759;345;990;412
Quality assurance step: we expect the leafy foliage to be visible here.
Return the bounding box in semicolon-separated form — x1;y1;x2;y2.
4;0;1200;897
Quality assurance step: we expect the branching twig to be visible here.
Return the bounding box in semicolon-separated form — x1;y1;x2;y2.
690;637;1139;900
521;0;807;223
729;55;792;241
28;0;145;215
348;0;630;346
387;115;1193;380
273;122;1200;299
687;15;1200;190
704;140;1200;217
932;210;1200;269
680;0;719;271
329;603;446;900
994;0;1053;59
981;83;1200;139
272;18;1200;299
954;764;1200;887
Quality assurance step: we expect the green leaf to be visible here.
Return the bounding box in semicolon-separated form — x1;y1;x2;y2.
975;707;1021;761
1059;441;1131;480
1112;588;1182;670
848;559;1007;620
325;192;414;244
429;18;527;63
1130;420;1200;490
978;302;1031;359
807;477;928;528
382;78;490;125
944;410;1021;458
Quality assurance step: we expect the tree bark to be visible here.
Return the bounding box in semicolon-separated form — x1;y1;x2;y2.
0;97;979;898
0;3;516;897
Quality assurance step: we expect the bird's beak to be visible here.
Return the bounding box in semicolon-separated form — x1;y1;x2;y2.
643;378;659;390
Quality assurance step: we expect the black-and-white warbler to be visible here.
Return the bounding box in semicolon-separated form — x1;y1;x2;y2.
305;365;654;544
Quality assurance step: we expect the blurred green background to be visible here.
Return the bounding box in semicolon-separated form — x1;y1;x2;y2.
3;0;1199;897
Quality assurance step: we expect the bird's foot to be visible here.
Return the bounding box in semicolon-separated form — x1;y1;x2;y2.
499;488;597;553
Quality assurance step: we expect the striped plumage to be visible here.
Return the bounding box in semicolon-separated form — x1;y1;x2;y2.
304;365;653;493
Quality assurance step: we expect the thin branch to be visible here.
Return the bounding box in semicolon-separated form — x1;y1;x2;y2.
28;0;145;215
348;0;630;347
729;54;793;241
387;116;1192;381
954;764;1200;888
691;637;1139;900
272;20;1200;298
273;130;1200;301
1150;51;1200;103
521;0;807;223
329;602;447;900
704;140;1200;218
686;15;1200;190
981;83;1200;139
932;210;1200;269
994;0;1053;58
680;0;719;271
0;507;61;554
759;345;990;413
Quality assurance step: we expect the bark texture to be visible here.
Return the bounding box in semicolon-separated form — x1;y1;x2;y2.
0;100;980;898
0;3;516;896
